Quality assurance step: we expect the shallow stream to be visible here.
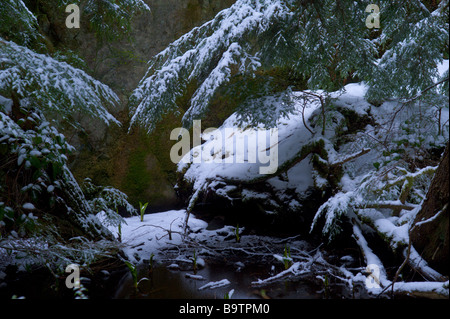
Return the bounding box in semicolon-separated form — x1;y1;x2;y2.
113;260;364;299
115;264;321;299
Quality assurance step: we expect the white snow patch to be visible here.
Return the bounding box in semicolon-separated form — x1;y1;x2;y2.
393;281;449;297
198;279;231;290
22;203;35;210
98;210;208;263
179;91;319;197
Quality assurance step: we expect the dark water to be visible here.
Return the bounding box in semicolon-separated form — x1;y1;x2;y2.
114;262;325;299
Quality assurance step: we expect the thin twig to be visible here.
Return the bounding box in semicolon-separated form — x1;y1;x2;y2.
400;77;449;104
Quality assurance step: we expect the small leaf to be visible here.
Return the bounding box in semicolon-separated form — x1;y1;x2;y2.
29;156;41;169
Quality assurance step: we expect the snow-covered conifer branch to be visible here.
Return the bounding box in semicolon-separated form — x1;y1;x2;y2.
0;38;121;126
129;0;292;132
0;0;42;48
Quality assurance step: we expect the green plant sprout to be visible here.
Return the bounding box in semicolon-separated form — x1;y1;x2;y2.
125;261;138;290
139;202;148;222
283;244;292;270
190;249;198;274
224;289;234;299
235;224;240;243
125;261;150;292
260;289;269;299
149;253;155;274
323;274;330;299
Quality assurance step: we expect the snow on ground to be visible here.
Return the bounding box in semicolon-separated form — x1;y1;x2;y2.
97;210;207;263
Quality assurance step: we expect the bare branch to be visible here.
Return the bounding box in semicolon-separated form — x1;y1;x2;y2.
331;148;371;167
401;77;449;104
356;202;416;211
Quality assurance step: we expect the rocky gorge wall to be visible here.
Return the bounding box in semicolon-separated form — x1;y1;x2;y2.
38;0;236;210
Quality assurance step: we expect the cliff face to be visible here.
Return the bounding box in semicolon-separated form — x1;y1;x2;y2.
41;0;236;210
75;0;236;97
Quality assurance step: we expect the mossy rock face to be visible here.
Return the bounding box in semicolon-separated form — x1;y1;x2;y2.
119;118;181;210
46;0;238;212
69;111;183;212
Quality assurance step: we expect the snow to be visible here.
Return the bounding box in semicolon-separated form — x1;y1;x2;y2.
198;279;231;290
393;281;449;297
341;82;369;99
407;246;445;281
129;0;293;132
268;154;314;194
251;262;308;287
22;203;35;210
93;200;448;298
185;273;204;280
0;37;120;126
98;210;207;263
0;95;12;113
437;59;449;78
373;219;409;249
352;225;390;289
178;90;320;198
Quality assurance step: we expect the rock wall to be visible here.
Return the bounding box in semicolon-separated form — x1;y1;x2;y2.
39;0;236;210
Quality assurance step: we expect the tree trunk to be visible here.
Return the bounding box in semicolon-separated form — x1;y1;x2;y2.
411;142;449;275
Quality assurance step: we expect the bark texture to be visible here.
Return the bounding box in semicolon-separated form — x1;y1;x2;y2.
411;142;449;275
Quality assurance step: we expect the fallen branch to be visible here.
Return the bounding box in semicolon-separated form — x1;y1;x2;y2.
391;281;449;299
129;218;185;241
406;245;446;282
415;204;447;228
273;234;303;244
385;166;437;189
356;202;416;211
352;225;390;288
199;279;231;290
251;262;307;287
330;148;371;167
400;77;449;104
374;206;447;297
183;188;202;234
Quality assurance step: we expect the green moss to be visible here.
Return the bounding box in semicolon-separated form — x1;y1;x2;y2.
67;96;188;208
123;147;151;203
312;154;329;178
117;129;173;206
183;0;202;32
300;139;328;160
